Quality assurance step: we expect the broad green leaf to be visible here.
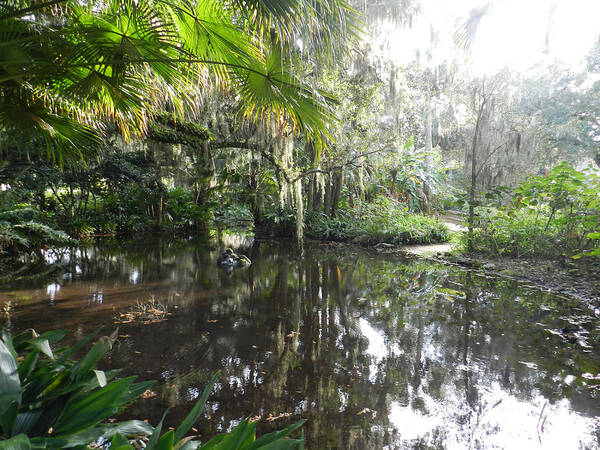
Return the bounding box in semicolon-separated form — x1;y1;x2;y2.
119;380;156;407
1;331;17;360
110;431;132;448
0;398;19;439
198;433;226;449
31;420;153;448
55;330;101;365
205;420;256;449
145;409;169;450
245;420;305;449
17;350;38;381
0;434;32;450
26;338;54;360
179;442;202;450
256;439;303;449
104;420;154;438
52;377;134;436
155;429;174;450
36;330;68;345
174;373;219;442
0;339;21;434
0;340;20;396
71;336;112;381
12;411;42;436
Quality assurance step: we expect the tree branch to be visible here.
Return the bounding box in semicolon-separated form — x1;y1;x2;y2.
0;0;66;20
290;148;382;183
476;140;509;178
210;141;288;181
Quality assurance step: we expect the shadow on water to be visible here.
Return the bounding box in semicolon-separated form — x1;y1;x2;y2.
1;236;599;449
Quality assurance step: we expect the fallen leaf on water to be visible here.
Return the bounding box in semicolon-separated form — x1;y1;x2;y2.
140;390;157;399
518;361;538;369
357;408;377;418
582;373;600;380
265;412;292;422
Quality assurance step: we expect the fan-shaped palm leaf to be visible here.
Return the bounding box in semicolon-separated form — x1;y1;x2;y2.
0;0;361;163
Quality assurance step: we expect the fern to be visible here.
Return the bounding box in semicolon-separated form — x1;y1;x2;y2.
0;207;75;255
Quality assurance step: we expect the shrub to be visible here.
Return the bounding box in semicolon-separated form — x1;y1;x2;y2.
0;207;74;256
259;207;297;237
463;163;600;258
164;188;214;230
306;196;450;245
213;204;254;229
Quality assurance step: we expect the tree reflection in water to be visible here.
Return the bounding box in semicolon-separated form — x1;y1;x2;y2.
1;237;599;449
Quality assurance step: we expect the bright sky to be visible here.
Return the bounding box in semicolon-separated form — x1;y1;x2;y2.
371;0;600;75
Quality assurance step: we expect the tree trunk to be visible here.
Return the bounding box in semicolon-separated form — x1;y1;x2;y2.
307;175;314;212
157;190;163;227
323;173;332;216
330;169;344;217
423;94;433;213
468;97;486;253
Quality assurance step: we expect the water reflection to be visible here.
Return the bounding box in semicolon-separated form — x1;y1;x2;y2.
0;237;599;449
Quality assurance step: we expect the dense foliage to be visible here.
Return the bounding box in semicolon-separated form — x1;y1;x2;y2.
0;0;357;163
464;163;600;258
306;196;449;245
1;0;600;261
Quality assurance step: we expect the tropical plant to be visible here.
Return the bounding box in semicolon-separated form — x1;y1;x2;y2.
0;0;359;164
0;207;74;256
462;163;600;258
0;328;305;449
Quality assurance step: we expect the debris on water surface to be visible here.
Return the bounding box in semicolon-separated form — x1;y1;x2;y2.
140;389;157;399
265;412;292;422
114;297;171;325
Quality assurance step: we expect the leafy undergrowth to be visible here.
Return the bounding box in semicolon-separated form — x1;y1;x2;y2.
462;163;600;259
0;328;304;449
0;207;75;257
306;197;450;245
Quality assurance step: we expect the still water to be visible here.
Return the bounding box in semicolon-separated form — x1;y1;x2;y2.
1;236;599;449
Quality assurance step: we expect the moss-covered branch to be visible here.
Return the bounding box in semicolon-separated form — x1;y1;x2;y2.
147;111;213;146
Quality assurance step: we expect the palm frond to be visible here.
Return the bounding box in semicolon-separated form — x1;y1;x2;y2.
0;0;358;162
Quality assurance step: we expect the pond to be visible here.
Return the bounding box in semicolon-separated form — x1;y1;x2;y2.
1;236;599;449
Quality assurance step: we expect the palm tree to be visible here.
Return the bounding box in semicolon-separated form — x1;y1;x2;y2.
0;0;360;164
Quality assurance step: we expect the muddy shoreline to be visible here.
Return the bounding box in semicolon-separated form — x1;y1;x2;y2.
313;238;600;304
428;253;600;305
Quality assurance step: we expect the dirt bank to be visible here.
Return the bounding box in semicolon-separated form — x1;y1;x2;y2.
433;254;600;304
